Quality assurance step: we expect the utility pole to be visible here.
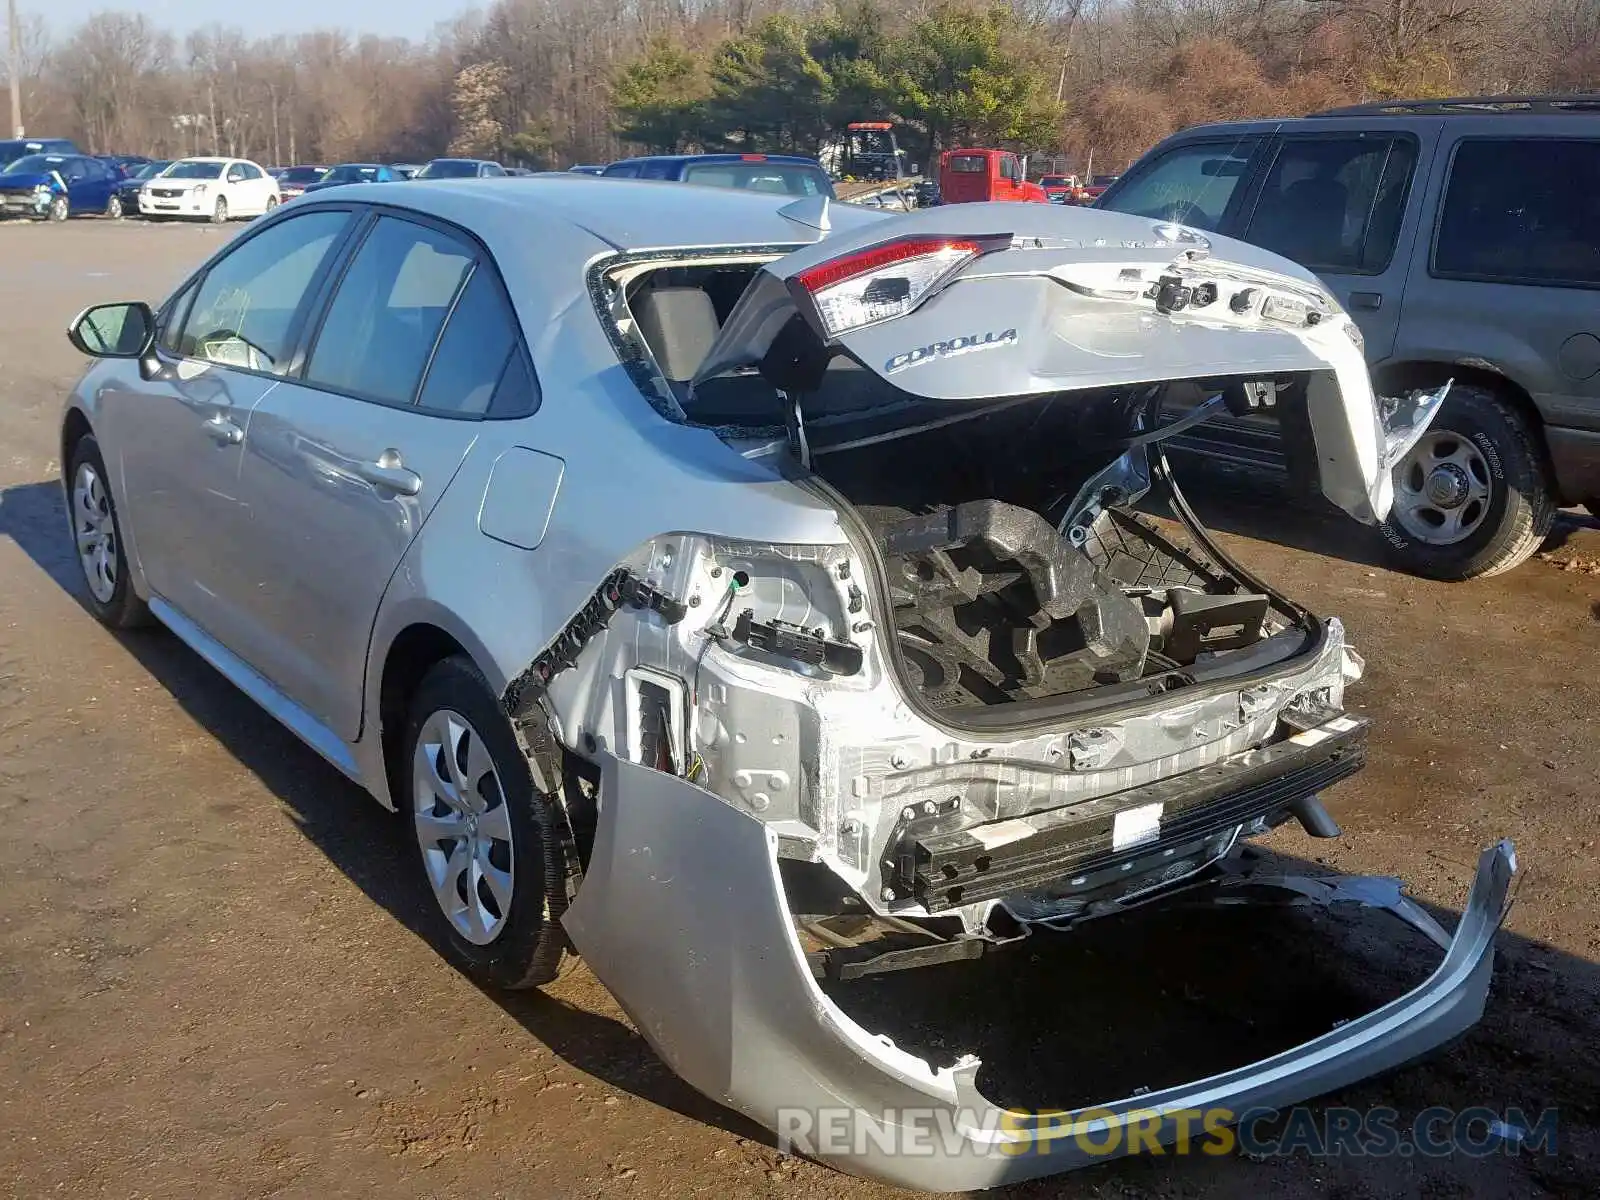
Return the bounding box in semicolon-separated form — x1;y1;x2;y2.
7;0;23;138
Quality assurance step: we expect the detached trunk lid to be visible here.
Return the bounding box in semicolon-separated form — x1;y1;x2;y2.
692;203;1401;524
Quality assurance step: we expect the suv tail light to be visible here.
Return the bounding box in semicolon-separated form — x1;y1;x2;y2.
788;235;1008;340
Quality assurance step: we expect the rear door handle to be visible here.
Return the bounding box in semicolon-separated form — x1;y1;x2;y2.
354;449;422;496
1349;291;1383;311
202;414;243;446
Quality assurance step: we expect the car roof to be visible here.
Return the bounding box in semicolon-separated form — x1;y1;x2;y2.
303;175;885;254
1312;93;1600;117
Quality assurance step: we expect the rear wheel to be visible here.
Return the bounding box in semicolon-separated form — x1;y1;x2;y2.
66;435;151;629
1378;384;1554;580
402;656;575;989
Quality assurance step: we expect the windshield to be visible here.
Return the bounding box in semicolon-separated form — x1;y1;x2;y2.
163;161;224;180
418;159;478;179
135;161;169;180
3;154;64;175
280;166;325;183
325;165;380;183
1041;176;1068;187
1092;175;1118;187
681;162;831;197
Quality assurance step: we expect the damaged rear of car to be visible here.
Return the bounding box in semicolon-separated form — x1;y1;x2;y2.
498;198;1504;1187
59;179;1507;1189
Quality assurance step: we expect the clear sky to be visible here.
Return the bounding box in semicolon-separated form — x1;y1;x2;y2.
37;0;451;43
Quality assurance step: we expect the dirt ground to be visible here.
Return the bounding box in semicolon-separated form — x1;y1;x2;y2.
1;221;1597;1200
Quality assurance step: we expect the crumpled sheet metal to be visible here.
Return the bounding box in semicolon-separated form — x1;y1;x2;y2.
563;755;1514;1191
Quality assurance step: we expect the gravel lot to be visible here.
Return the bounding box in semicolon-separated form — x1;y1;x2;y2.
1;219;1597;1199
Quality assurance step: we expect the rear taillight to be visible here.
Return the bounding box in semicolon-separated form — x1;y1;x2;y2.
788;235;1005;340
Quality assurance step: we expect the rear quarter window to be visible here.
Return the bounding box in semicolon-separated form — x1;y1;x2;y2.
1432;138;1600;288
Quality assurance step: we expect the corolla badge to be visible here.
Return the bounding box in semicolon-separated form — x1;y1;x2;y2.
884;328;1018;374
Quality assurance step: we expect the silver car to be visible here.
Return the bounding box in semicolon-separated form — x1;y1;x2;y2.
60;178;1512;1189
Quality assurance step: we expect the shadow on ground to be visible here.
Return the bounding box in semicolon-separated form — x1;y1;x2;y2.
4;476;1598;1196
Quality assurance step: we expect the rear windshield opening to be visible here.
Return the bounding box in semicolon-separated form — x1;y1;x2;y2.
611;257;928;438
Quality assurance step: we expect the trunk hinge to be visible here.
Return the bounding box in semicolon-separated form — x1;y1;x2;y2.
781;389;812;469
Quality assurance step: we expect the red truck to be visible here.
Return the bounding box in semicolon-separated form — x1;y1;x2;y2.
938;149;1048;204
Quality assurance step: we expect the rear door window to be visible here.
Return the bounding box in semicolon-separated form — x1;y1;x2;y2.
1244;136;1417;273
1096;138;1261;231
306;216;476;406
1433;138;1600;287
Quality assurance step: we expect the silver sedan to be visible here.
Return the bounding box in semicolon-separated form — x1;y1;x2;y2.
60;177;1509;1189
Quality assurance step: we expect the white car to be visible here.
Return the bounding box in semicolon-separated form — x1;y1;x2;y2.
138;157;280;222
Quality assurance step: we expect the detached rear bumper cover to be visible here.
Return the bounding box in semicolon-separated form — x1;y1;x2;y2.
564;757;1513;1192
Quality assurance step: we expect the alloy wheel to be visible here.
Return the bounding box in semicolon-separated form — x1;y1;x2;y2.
107;195;123;219
72;461;118;604
411;708;515;946
1391;430;1494;546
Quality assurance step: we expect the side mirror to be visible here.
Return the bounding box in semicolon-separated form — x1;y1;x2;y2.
68;301;156;359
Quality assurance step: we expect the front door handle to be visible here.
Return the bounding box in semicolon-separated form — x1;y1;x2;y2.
1348;291;1383;311
202;414;243;446
354;449;422;497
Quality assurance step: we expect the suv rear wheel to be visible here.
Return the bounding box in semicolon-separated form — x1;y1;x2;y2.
1379;385;1554;580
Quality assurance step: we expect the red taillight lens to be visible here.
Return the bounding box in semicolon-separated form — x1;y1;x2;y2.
790;236;1004;340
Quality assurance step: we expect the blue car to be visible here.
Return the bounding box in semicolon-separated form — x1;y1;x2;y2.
0;137;78;168
300;162;401;193
599;153;835;198
0;152;121;221
113;160;172;216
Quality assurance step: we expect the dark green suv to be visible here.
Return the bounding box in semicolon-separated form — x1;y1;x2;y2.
1098;95;1600;579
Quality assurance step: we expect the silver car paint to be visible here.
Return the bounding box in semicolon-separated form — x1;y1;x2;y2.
693;201;1391;523
63;178;1497;1190
566;757;1514;1190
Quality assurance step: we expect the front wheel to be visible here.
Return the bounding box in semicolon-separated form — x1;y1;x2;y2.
106;194;123;219
47;195;68;222
402;656;575;989
211;196;229;223
1378;385;1555;580
264;195;279;213
66;435;151;629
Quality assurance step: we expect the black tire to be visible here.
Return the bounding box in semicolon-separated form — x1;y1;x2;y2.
65;434;152;629
106;194;123;219
1377;385;1555;581
211;196;228;223
401;655;574;989
47;195;68;222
